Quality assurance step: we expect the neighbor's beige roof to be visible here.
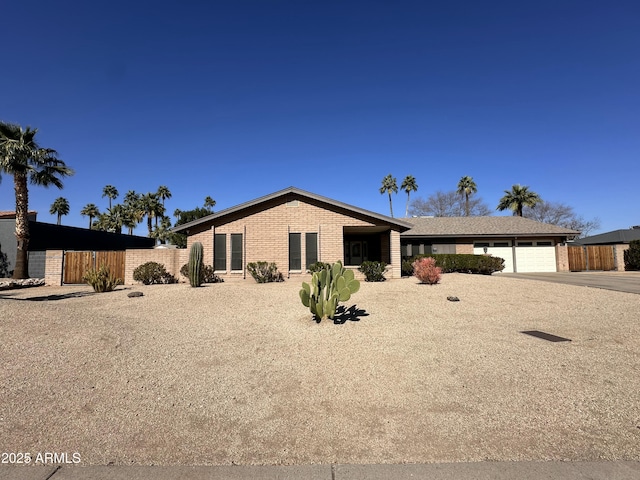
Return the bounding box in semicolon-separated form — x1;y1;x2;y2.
402;216;580;238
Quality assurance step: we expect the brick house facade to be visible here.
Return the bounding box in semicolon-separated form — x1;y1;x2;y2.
173;187;412;280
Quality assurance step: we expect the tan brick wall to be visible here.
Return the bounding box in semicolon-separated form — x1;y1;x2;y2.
44;250;64;286
186;225;214;267
615;244;629;271
211;200;372;277
556;244;570;271
190;198;406;279
389;230;401;278
124;248;189;285
455;242;474;254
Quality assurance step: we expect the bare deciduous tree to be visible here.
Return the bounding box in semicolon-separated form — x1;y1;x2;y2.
522;200;600;237
409;190;492;217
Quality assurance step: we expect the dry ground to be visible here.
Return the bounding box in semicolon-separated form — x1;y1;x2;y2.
1;274;639;466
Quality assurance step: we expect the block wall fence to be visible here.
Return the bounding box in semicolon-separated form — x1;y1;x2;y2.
614;244;629;272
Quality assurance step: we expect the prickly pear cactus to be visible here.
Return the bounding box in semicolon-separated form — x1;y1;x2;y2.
188;242;203;287
299;260;360;320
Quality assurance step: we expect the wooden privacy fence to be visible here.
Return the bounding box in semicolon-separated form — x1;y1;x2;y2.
63;251;126;284
568;245;616;271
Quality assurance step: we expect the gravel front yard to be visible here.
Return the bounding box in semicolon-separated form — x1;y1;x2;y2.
1;274;639;466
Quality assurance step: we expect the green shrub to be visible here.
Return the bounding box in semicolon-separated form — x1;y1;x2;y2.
247;261;284;283
179;264;224;283
402;254;505;275
624;240;640;271
133;261;176;285
401;259;414;277
83;264;122;292
358;260;387;282
308;261;332;273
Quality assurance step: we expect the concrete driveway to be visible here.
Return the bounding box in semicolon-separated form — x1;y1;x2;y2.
499;271;640;294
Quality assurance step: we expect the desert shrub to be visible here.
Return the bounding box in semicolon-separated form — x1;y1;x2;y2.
83;264;122;292
247;261;284;283
188;242;204;287
413;257;443;285
402;254;505;275
299;260;360;321
358;261;387;282
308;261;332;273
179;264;224;283
624;240;640;271
133;261;175;285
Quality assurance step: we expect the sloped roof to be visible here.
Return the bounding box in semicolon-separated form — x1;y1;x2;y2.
573;228;640;245
402;216;580;238
0;211;37;219
172;187;413;233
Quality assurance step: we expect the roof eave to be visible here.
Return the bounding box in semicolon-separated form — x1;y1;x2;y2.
171;187;412;233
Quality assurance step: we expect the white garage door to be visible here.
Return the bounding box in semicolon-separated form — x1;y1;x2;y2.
473;246;514;273
514;246;557;272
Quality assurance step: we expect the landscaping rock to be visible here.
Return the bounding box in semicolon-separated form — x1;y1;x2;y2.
447;296;460;302
128;291;144;298
0;278;45;291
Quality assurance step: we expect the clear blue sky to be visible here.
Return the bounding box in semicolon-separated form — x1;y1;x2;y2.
2;0;638;235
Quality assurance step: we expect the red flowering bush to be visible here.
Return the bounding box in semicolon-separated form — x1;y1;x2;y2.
412;257;442;285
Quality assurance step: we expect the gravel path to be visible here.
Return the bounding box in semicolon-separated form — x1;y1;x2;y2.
1;274;639;466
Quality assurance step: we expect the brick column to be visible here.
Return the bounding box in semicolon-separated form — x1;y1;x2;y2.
44;250;64;286
389;230;401;279
556;244;570;272
614;244;629;271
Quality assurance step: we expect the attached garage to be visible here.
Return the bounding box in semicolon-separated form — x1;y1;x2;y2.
402;216;579;274
473;241;557;273
514;243;557;273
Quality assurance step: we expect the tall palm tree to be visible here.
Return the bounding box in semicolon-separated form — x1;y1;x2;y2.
153;201;165;228
152;216;173;244
497;184;542;217
157;185;171;207
121;209;138;235
456;176;478;217
0;122;73;278
80;203;101;229
140;192;161;236
49;197;70;225
379;174;398;217
102;185;119;209
96;205;125;234
123;190;144;232
204;196;216;211
401;175;418;218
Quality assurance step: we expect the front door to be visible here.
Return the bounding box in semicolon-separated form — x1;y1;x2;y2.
350;241;362;265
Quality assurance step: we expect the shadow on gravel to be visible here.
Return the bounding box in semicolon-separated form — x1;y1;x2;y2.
331;304;369;325
0;291;97;301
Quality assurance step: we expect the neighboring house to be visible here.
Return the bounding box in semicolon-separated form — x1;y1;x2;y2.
172;187;579;277
401;216;580;273
172;187;413;279
571;226;639;271
0;212;154;278
572;226;640;246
